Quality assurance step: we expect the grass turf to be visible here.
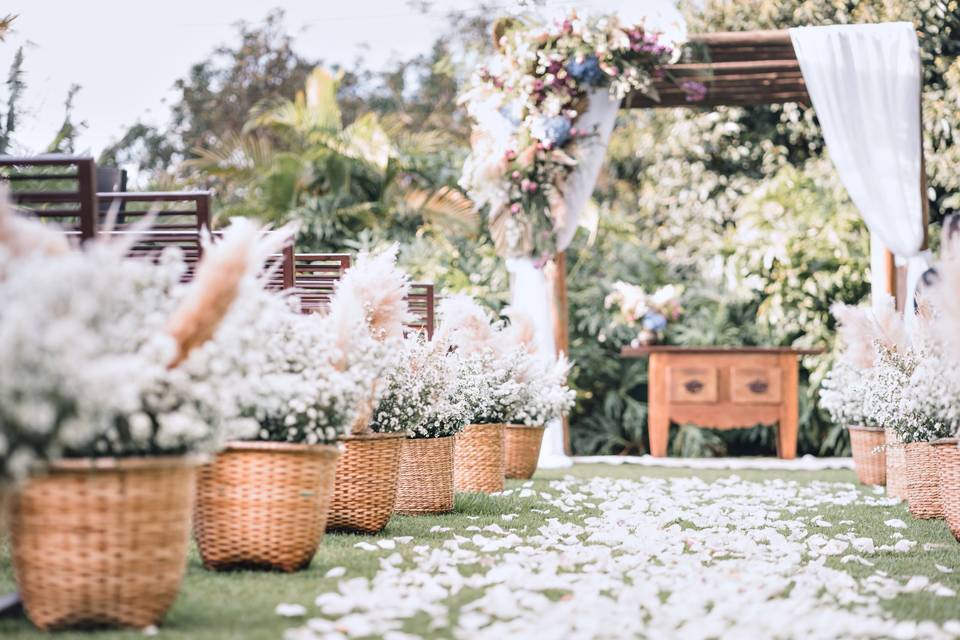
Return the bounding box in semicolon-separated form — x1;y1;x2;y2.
0;464;958;638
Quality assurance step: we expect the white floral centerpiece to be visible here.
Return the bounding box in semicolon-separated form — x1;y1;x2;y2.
437;296;575;427
370;335;470;439
459;9;699;259
0;210;275;481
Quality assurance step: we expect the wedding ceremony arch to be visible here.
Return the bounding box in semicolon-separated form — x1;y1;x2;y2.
461;18;932;462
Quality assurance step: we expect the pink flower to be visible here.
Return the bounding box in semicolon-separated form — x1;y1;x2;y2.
505;149;517;161
511;170;522;181
510;203;521;214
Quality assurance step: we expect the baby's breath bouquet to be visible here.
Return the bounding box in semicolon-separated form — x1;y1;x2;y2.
370;336;469;439
435;295;575;427
0;207;275;482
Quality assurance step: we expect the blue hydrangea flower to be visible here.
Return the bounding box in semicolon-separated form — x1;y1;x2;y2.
566;55;604;86
532;116;572;146
642;312;667;332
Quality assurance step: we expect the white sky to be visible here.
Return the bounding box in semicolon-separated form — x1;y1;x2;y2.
0;0;682;156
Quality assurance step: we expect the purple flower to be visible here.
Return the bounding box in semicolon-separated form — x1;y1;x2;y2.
681;80;708;102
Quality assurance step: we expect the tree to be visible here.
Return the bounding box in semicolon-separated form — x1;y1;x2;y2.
102;9;318;179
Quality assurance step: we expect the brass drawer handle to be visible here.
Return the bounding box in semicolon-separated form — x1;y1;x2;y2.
748;380;769;394
684;380;704;394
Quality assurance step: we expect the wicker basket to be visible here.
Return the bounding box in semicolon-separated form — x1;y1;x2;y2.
454;423;505;494
504;424;545;480
395;436;455;515
848;425;886;486
194;441;339;572
9;456;200;630
904;441;943;519
933;439;960;541
885;428;908;500
327;432;404;533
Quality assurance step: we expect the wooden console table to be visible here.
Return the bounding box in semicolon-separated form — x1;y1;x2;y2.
621;346;824;459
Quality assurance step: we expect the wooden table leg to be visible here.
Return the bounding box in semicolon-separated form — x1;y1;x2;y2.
647;353;669;457
777;354;799;460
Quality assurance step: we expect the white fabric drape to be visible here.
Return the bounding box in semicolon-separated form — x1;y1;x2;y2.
507;90;620;468
789;23;926;305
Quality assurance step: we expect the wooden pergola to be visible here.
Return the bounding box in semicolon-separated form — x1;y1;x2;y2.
556;27;924;452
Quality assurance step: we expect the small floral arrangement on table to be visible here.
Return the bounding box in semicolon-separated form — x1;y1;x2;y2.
0;200;281;482
460;9;701;260
604;281;683;346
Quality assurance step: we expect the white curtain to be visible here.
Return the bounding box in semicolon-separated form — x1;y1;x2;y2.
789;23;928;308
507;90;621;468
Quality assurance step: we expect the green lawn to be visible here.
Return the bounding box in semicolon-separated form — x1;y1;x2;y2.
1;464;958;639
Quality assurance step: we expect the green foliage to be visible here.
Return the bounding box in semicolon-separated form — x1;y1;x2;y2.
0;45;23;154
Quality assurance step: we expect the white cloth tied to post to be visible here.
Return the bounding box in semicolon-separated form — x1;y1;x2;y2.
508;90;620;469
789;23;930;319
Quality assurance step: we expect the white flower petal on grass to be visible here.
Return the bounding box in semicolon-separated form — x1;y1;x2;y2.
353;542;378;551
893;539;917;553
276;603;308;617
884;518;908;529
851;537;876;554
841;555;875;567
934;585;957;597
377;540;396;550
935;564;954;574
325;567;347;578
285;475;958;640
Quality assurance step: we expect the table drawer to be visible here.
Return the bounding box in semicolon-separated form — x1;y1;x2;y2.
731;367;782;404
668;366;717;403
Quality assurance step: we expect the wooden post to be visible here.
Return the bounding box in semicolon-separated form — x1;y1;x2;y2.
551;252;572;455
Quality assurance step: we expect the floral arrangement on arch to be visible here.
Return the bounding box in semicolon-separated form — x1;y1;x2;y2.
459;9;701;260
605;281;683;346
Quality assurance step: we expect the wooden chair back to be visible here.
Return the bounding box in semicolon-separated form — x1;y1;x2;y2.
406;283;436;339
294;253;352;313
0;155;98;241
96;191;211;275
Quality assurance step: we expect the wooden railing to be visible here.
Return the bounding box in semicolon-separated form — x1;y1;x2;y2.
0;155;98;241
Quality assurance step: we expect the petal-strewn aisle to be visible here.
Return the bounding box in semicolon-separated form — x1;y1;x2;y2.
283;468;960;640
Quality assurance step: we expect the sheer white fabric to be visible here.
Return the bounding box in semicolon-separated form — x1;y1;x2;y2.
789;23;926;305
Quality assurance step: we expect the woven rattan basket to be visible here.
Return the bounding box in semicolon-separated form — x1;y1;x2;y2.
848;425;886;486
454;423;505;494
194;441;339;572
885;428;908;500
933;438;960;541
9;456;200;630
327;432;404;533
504;424;545;480
904;441;943;519
395;435;455;515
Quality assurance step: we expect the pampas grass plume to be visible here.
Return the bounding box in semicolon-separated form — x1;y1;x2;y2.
330;243;412;343
830;302;878;369
165;217;285;368
0;185;71;258
436;294;496;354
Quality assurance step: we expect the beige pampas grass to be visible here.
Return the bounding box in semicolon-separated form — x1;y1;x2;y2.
0;185;71;258
330;243;412;343
165;218;293;368
870;294;910;355
830;302;879;369
435;294;497;354
502;306;538;356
